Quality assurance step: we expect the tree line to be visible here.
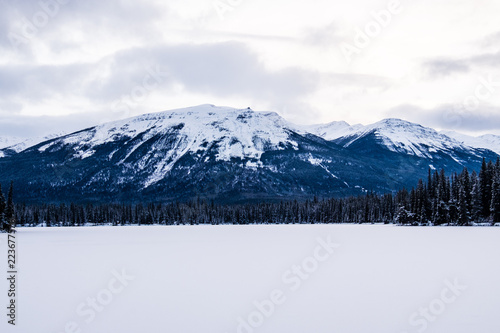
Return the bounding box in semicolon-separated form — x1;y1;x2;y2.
3;158;500;228
395;158;500;225
0;181;15;232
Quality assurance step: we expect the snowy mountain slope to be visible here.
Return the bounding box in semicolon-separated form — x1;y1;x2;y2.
36;105;301;188
0;133;64;158
0;136;25;150
0;136;25;157
2;110;497;162
40;105;296;159
0;105;498;203
441;131;500;155
2;104;396;202
300;121;364;141
332;118;485;160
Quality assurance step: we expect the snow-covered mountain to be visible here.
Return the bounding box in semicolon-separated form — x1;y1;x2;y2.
0;136;26;157
302;118;500;161
0;136;24;150
0;105;382;202
37;105;300;188
441;131;500;155
0;105;498;203
300;121;363;141
332;118;482;160
0;133;64;158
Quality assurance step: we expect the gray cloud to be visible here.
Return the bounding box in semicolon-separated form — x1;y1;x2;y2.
422;50;500;80
0;0;165;53
0;42;325;116
303;21;342;47
421;28;500;80
423;59;470;78
0;41;329;133
0;112;102;138
0;63;93;102
0;1;12;46
386;104;500;134
468;51;500;67
481;30;500;49
1;0;498;138
1;39;395;116
0;27;396;130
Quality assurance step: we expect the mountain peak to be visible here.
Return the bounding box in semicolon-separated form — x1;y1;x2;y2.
441;130;500;155
301;120;359;141
334;117;472;158
35;104;300;188
371;118;424;129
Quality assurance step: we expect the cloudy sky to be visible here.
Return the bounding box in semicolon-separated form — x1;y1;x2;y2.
1;0;500;138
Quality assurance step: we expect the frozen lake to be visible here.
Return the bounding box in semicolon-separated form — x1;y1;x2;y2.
1;224;499;333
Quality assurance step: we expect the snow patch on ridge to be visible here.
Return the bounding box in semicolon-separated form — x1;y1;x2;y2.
307;154;350;187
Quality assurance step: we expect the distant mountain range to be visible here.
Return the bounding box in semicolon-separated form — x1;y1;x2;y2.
0;104;498;203
0;133;65;158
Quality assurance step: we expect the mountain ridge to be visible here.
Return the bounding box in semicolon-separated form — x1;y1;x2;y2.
0;105;498;203
2;105;499;157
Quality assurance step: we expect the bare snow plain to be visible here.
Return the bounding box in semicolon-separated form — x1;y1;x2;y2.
1;224;499;333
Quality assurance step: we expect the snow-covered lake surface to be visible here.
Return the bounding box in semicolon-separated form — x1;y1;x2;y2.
1;225;499;333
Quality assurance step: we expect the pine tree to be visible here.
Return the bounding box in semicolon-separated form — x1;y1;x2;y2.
470;171;481;221
0;184;6;231
427;168;434;199
6;181;15;228
491;162;500;223
456;169;471;225
479;159;493;219
458;185;470;225
461;168;472;213
434;201;450;225
395;205;413;225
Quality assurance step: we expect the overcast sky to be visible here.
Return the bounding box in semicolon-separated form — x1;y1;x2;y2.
1;0;500;138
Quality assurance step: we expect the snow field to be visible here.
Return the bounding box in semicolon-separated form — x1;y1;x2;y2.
0;224;499;333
